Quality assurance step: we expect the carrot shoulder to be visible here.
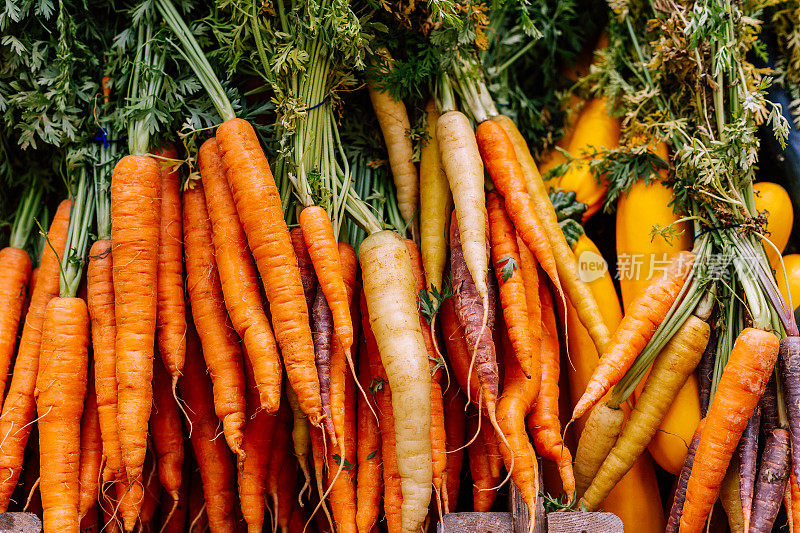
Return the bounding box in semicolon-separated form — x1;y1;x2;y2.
111;154;161;484
680;328;780;533
216;118;322;424
0;199;70;511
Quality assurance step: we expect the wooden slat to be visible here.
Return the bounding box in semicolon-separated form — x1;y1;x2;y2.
0;513;42;532
437;512;512;533
546;512;623;533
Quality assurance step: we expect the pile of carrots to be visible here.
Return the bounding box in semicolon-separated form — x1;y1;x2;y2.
4;2;800;533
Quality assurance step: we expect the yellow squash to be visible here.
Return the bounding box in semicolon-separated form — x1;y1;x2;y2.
566;234;665;533
753;181;793;272
615;141;698;474
615;142;692;309
557;98;620;220
777;254;800;313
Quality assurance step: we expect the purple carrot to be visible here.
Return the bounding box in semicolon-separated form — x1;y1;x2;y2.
666;422;704;533
780;336;800;493
749;427;791;533
312;288;335;442
449;212;498;405
698;330;716;416
760;375;779;435
290;228;318;315
738;405;760;531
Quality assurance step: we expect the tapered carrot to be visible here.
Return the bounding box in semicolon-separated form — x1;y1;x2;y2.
139;454;163;532
437;111;489;313
199;137;281;412
216;118;322;424
680;328;780;532
78;373;102;521
87;236;123;484
151;355;184;511
327;243;359;533
356;344;382;533
665;420;704;533
368;55;418;225
361;293;402;533
573;403;625;498
749;427;791;533
277;454;299;532
404;240;447;508
359;231;432;533
486;191;533;378
301;206;354;362
179;323;238;533
0;247;32;410
468;411;500;512
159;456;189;533
268;401;293;529
739;406;760;531
780;337;800;489
527;280;574;502
313;289;337;443
450;212;498;409
579;316;709;510
287;386;313;506
112;154;161;484
238;353;278;533
183;184;246;460
153;144;186;382
310;426;333;532
442;386;467;514
514;237;542;391
491;115;611;354
419;100;452;293
442;297;481;406
496;327;540;527
572;251;696;420
36;297;90;533
0;199;70;511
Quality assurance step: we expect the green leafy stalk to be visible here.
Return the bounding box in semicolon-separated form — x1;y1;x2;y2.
9;185;43;250
60;160;96;298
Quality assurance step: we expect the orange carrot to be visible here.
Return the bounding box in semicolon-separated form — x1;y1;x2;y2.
526;281;574;500
179;323;238;533
467;410;500;512
572;251;696;420
442;387;467;514
486;191;533;378
361;293;402;533
87;236;123;484
153;143;186;381
238;352;277;533
216;118;322;424
356;343;382;533
160;456;190;533
267;400;293;528
680;328;780;532
151;355;184;508
183;184;246;460
515;235;542;387
139;453;163;531
0;246;32;410
0;199;70;510
327;244;359;533
301;206;354;363
111;154;161;484
36;297;90;532
476;122;562;293
199;137;281;412
78;373;102;521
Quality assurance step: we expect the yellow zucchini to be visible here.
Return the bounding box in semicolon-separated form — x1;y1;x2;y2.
615;142;692;309
753;181;793;272
777;254;800;313
557;98;620;220
566;234;665;532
